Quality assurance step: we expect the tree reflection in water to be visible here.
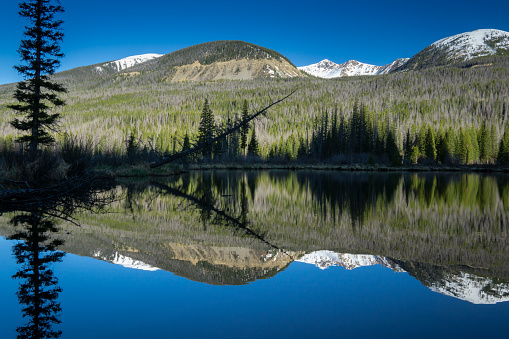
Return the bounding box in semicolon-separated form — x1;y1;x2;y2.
2;177;115;339
9;212;64;339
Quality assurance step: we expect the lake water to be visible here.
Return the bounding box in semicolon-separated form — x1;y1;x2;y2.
1;171;509;338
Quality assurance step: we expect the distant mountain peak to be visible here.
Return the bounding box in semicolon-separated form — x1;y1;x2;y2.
298;58;409;78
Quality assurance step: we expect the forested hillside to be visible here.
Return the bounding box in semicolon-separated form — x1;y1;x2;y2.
1;50;508;166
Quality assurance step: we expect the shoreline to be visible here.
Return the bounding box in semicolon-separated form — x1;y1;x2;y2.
101;162;509;178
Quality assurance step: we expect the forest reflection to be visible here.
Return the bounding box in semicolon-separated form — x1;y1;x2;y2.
1;171;509;311
108;171;509;281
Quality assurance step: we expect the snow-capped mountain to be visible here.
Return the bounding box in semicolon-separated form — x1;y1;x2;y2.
298;58;409;78
94;53;163;73
296;250;403;271
400;29;509;71
431;29;509;61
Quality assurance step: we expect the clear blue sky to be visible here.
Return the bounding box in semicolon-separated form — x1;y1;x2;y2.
1;0;509;85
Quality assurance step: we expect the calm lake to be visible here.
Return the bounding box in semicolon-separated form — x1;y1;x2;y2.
1;171;509;338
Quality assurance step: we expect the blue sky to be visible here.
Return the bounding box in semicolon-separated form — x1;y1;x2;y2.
1;0;509;84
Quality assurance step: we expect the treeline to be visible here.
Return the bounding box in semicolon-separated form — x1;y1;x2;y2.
279;101;509;165
2;55;509;166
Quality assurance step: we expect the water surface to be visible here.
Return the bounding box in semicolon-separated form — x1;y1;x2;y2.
1;171;508;338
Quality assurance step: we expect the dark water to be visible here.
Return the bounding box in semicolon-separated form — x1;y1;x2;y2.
1;171;509;338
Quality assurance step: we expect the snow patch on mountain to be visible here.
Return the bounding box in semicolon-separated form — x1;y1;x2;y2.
297;250;402;271
432;29;509;61
92;250;160;271
298;58;409;78
95;53;163;73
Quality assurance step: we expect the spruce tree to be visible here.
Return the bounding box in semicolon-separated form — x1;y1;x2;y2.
247;128;259;156
424;126;437;162
8;0;66;157
240;100;249;153
498;126;509;165
404;129;413;164
490;125;498;163
386;129;402;166
436;133;450;164
197;98;215;159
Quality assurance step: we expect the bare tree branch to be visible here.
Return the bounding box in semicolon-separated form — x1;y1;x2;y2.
149;89;297;168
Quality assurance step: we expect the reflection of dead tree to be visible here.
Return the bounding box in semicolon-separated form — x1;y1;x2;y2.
0;175;115;225
149;90;297;168
150;180;292;258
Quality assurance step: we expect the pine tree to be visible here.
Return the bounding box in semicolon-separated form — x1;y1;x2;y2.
436;133;451;164
404;129;413;164
490;125;498;163
247;128;259;156
469;126;480;163
498;125;509;165
478;121;489;163
182;132;190;152
8;0;66;157
240;99;249;153
424;126;437;162
197;98;215;159
386;129;401;166
459;128;470;164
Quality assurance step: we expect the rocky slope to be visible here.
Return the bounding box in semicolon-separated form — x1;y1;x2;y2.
127;40;305;81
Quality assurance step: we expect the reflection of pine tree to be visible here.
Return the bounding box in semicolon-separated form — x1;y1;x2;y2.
9;212;64;339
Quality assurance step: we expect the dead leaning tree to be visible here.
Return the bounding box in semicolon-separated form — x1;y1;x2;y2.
149;89;297;168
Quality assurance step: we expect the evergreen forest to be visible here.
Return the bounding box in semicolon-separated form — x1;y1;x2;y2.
1;52;509;168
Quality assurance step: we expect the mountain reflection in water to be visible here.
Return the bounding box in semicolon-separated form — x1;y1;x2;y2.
1;171;509;337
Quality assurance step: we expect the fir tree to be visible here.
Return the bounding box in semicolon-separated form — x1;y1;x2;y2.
436;133;450;164
197;98;215;159
404;129;413;164
424;126;437;162
247;128;259;156
490;125;498;163
498;125;509;165
240;100;249;153
182;132;190;152
8;0;66;157
386;129;402;166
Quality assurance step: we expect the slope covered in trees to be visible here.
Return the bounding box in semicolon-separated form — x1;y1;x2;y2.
1;51;509;167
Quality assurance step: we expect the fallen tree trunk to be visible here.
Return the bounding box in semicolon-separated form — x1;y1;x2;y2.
149;89;297;169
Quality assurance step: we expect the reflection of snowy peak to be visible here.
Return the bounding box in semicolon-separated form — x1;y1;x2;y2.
92;250;160;271
298;58;409;78
428;271;509;305
298;251;509;304
297;250;401;271
95;53;163;73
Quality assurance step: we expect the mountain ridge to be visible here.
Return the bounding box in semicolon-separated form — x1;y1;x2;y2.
397;28;509;71
298;58;409;78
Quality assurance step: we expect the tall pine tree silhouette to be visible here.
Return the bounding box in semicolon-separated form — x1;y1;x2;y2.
8;0;66;157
